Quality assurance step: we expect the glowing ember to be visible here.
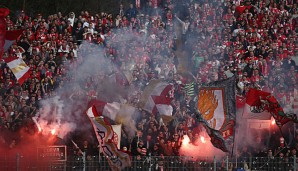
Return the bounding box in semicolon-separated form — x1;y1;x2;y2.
182;135;190;145
37;126;42;132
200;136;206;144
51;129;56;135
271;119;275;125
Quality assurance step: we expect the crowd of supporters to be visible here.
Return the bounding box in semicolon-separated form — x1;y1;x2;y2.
0;0;297;166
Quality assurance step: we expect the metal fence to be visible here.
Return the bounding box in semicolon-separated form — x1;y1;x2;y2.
0;154;297;171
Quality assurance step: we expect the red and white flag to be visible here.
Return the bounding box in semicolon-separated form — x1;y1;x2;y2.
111;124;122;149
86;106;114;143
139;80;173;118
88;99;121;120
4;57;30;85
88;99;137;122
242;88;272;120
86;106;131;171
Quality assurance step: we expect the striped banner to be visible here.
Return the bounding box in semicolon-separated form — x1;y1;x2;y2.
183;82;195;97
4;57;30;85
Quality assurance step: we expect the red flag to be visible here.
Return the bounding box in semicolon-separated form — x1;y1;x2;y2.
0;8;10;60
244;88;298;126
4;29;24;51
236;95;246;108
242;88;272;120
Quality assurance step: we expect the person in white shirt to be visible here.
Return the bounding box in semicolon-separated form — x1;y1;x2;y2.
67;12;75;27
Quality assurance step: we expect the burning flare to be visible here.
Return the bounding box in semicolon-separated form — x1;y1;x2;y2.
200;136;206;144
182;135;190;145
271;117;275;125
51;129;56;135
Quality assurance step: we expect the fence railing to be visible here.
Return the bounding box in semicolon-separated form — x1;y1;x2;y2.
0;153;297;171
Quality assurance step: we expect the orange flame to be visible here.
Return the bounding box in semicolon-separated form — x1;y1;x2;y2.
200;136;206;144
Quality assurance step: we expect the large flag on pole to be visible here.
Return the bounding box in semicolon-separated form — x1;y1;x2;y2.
4;57;31;85
242;88;271;120
197;77;236;152
86;106;131;171
138;79;174;122
243;88;298;127
0;8;10;60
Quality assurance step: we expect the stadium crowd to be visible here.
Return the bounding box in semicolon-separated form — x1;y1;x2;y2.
0;0;298;167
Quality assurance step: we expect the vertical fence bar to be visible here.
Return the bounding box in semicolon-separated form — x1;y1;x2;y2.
213;156;216;171
294;155;296;171
16;153;20;171
226;156;229;171
249;156;252;170
82;152;86;171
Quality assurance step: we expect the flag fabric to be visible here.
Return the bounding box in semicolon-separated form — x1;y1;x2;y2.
197;76;236;152
261;91;298;127
111;124;122;149
244;88;298;127
88;99;121;120
138;79;173;118
236;95;246;109
86;106;114;142
0;8;10;60
88;99;137;122
242;88;272;120
4;29;24;52
86;106;131;171
4;57;30;85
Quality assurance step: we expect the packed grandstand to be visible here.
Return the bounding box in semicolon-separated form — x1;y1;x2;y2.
0;0;297;170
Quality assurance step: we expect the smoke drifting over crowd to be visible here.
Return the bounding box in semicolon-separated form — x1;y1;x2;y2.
1;1;297;170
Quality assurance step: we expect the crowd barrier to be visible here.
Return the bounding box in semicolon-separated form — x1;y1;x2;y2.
0;153;297;171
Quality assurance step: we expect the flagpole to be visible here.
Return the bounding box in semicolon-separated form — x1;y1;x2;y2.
231;76;237;160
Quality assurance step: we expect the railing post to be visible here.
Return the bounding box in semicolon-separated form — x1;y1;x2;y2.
226;156;229;171
294;155;296;171
213;156;216;171
82;152;86;171
249;156;252;169
16;153;20;171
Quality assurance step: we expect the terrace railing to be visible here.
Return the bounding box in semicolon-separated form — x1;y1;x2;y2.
0;153;297;171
